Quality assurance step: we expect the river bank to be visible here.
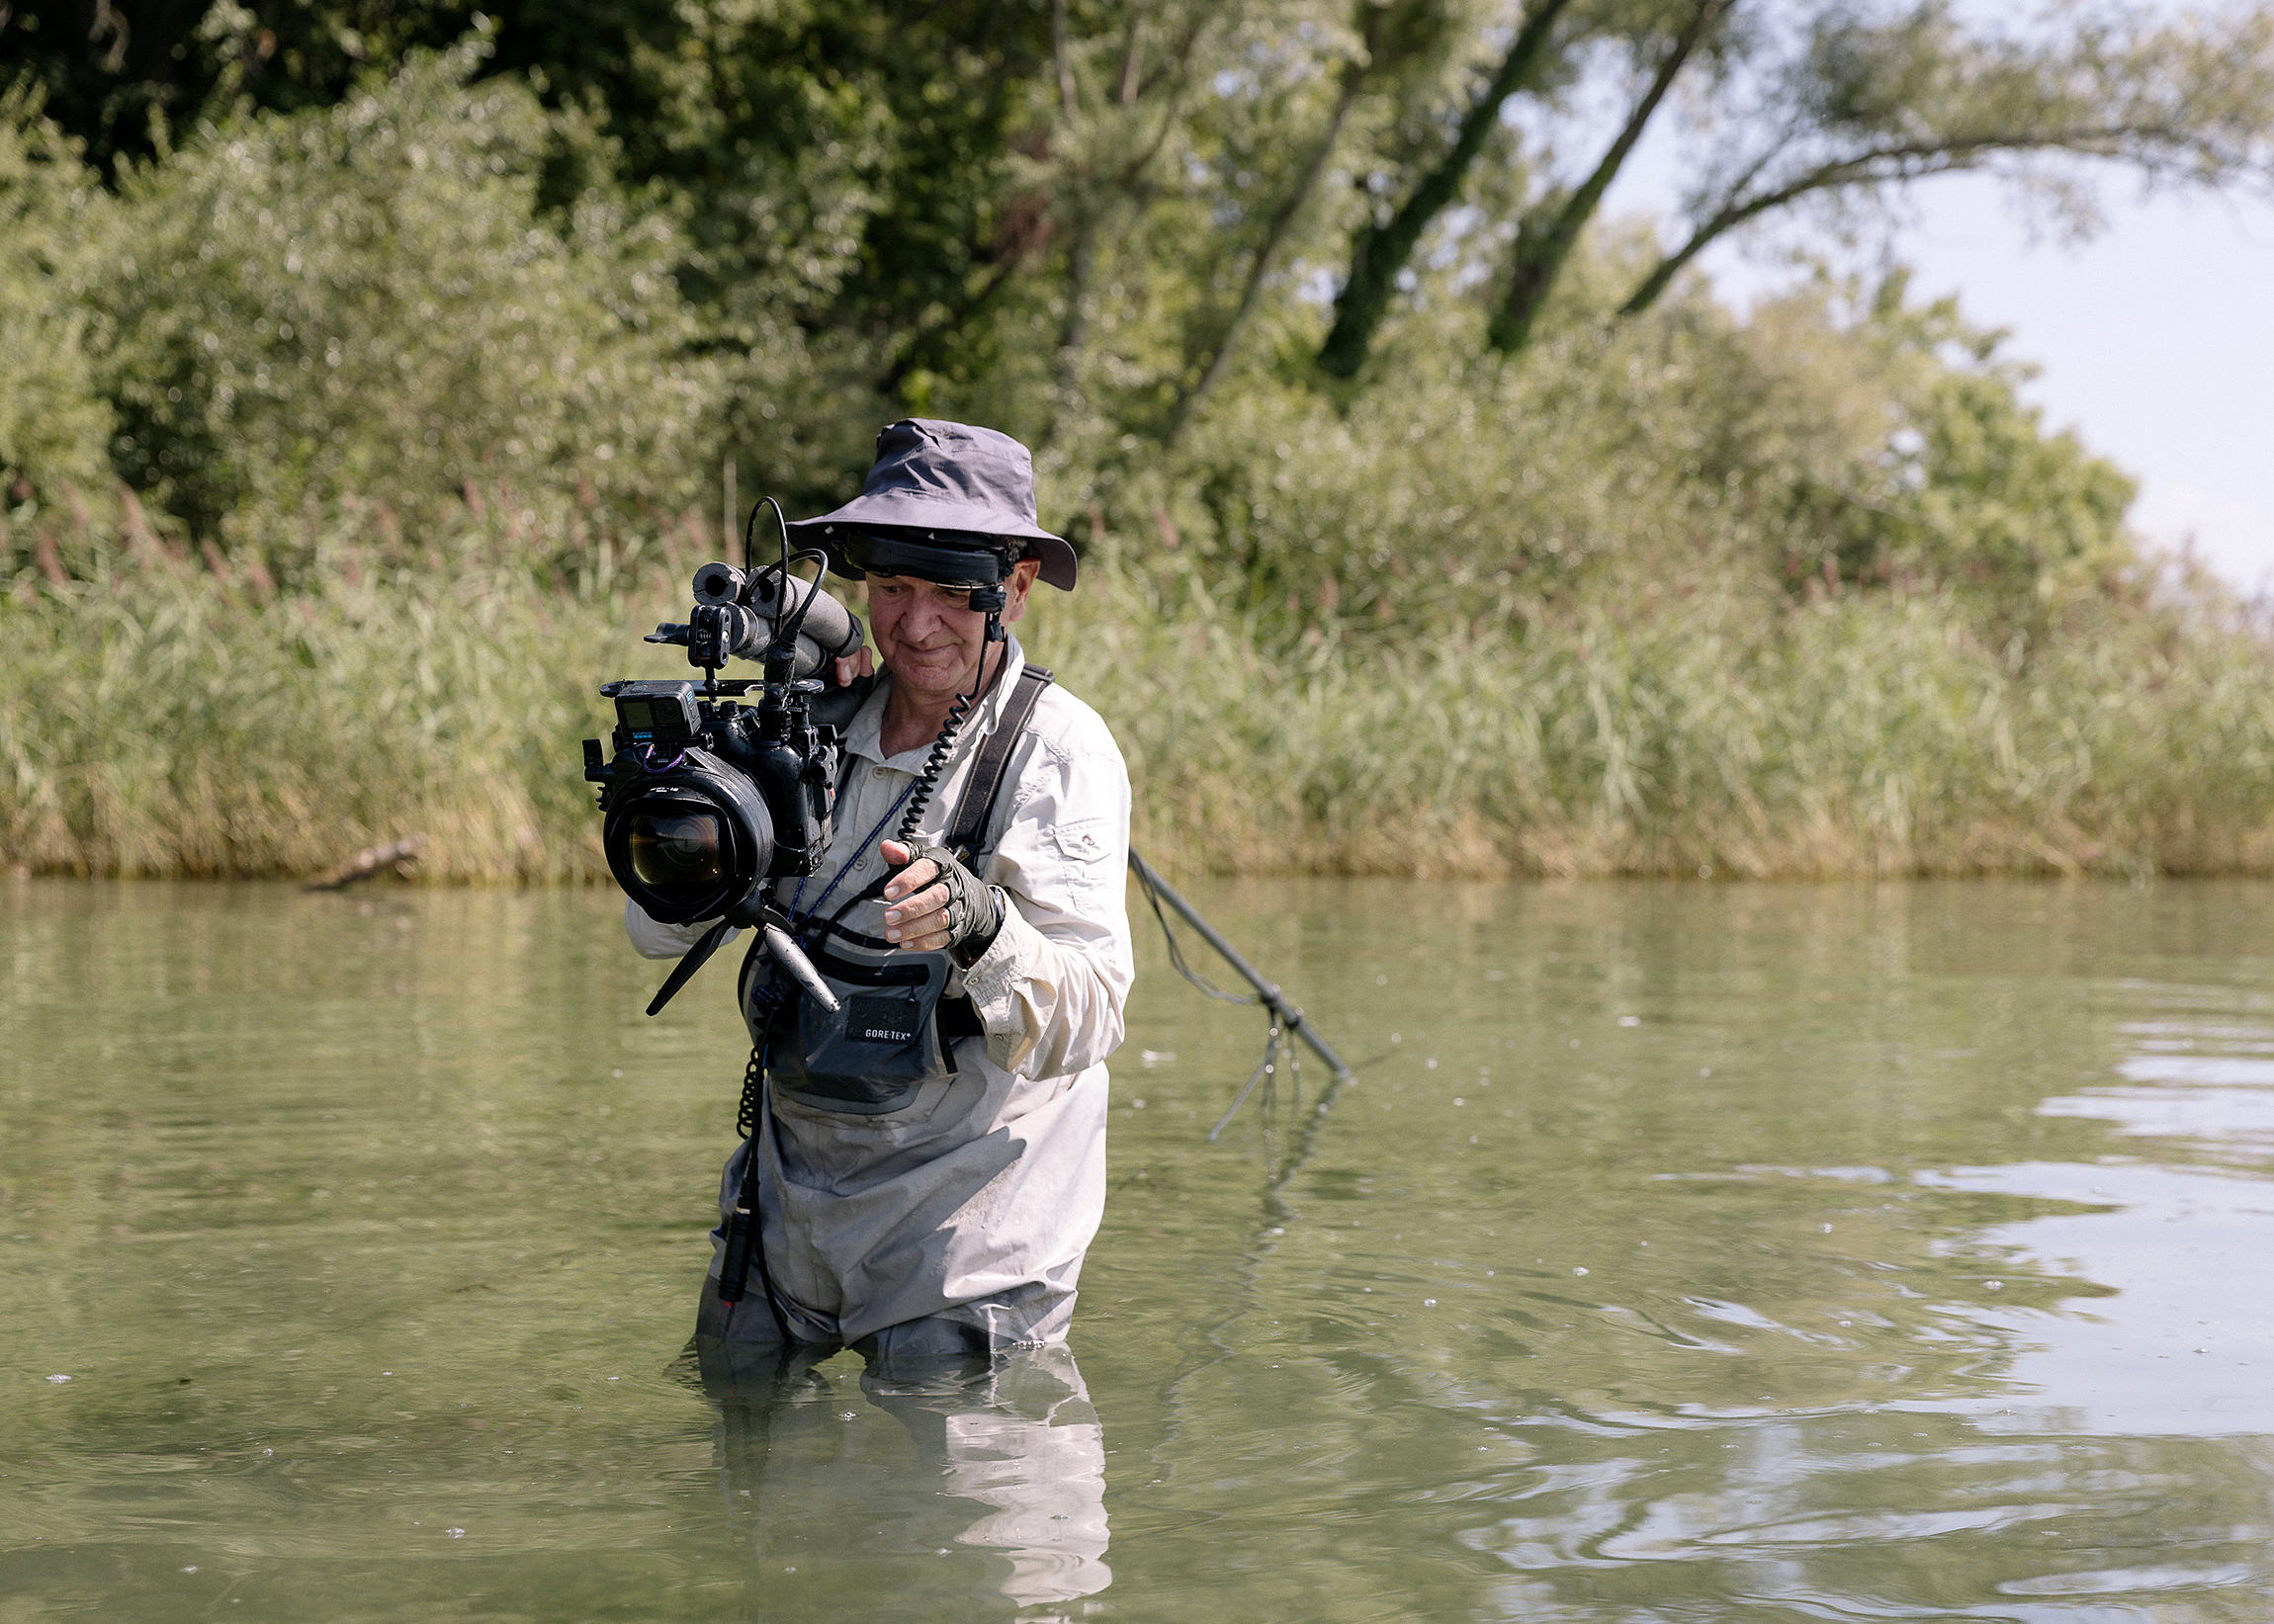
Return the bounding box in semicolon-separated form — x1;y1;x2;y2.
10;37;2274;882
6;504;2271;883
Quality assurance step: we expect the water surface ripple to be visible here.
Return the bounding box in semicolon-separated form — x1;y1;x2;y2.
5;877;2272;1620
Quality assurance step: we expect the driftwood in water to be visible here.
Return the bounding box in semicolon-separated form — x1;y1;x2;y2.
306;836;425;891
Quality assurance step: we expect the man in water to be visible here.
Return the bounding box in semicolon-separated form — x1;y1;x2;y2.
627;418;1133;1363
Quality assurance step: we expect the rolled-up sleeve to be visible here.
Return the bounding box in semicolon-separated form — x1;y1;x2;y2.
624;899;736;961
960;722;1134;1080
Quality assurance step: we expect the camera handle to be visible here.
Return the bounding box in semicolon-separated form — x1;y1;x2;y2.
644;917;736;1017
644;902;839;1019
759;921;838;1011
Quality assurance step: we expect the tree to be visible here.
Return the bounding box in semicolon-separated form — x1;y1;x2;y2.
15;0;2274;458
0;0;2184;631
1618;2;2274;321
0;83;118;497
1489;0;1733;353
1316;0;1578;378
1;0;476;171
1308;0;2274;374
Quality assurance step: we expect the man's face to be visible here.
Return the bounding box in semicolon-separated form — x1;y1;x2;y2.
867;556;1043;703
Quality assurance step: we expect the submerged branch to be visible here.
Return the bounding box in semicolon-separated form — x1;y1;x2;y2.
306;836;425;891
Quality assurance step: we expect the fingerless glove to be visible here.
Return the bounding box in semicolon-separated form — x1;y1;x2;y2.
895;843;1006;967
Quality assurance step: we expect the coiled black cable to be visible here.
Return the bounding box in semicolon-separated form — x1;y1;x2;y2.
734;1030;770;1138
892;614;1007;843
893;688;977;843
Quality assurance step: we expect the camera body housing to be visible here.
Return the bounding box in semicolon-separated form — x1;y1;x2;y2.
584;556;867;928
588;677;837;923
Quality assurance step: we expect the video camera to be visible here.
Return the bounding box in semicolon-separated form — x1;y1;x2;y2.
582;501;866;1016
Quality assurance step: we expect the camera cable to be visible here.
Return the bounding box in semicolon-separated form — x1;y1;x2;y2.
717;1035;793;1344
893;612;1010;844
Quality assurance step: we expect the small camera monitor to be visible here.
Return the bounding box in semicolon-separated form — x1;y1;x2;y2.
610;682;701;743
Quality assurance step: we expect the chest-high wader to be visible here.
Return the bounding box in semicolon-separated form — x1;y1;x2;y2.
713;666;1054;1333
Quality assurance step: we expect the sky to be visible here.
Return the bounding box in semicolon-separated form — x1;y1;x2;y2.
1881;179;2274;594
1592;8;2274;594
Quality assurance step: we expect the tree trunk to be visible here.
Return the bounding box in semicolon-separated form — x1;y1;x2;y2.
1488;0;1730;356
1314;0;1577;380
1166;64;1365;446
1037;209;1099;448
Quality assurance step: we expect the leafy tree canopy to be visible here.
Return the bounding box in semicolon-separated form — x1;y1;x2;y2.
6;0;2271;624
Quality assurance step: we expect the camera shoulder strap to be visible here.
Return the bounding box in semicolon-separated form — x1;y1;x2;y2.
945;663;1055;865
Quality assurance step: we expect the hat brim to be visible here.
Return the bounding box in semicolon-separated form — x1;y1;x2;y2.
787;491;1077;591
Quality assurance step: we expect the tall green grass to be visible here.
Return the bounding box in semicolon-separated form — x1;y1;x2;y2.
12;48;2240;887
8;494;2270;881
0;493;682;880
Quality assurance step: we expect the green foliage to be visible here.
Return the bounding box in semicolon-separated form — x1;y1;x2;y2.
1059;259;2135;639
3;7;2269;879
3;0;478;173
92;39;720;549
0;86;117;497
1740;281;2139;616
1856;361;2136;608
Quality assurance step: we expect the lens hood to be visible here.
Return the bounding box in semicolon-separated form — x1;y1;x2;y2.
602;748;776;925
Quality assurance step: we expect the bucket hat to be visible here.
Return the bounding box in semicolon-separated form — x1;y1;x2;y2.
788;419;1078;590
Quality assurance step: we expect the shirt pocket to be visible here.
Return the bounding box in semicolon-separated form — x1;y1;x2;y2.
1046;816;1114;870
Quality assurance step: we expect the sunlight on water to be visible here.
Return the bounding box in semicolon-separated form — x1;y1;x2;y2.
5;875;2273;1620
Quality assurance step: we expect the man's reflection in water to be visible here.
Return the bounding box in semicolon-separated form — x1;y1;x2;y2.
694;1336;1110;1620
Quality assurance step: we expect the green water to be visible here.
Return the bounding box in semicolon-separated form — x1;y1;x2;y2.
5;876;2274;1622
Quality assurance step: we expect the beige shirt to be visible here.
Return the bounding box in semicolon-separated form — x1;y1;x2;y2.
626;638;1133;1340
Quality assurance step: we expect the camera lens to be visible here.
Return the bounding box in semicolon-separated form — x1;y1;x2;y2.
628;811;728;893
602;766;775;925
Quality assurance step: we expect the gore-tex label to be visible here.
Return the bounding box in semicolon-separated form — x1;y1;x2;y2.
845;994;921;1045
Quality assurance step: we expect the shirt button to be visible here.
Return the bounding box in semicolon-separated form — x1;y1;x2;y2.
872;765;889;780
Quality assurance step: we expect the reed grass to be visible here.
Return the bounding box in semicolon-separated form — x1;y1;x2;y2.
6;494;2272;882
1077;581;2274;880
0;494;687;881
